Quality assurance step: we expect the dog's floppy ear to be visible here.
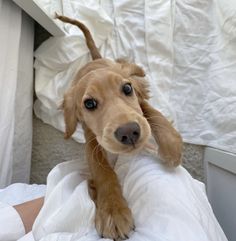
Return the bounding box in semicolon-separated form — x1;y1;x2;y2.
63;87;79;139
140;101;183;167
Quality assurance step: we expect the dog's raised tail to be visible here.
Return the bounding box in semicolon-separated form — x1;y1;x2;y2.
55;13;102;60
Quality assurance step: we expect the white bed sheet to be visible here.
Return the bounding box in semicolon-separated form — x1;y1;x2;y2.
34;0;236;153
170;0;236;153
0;154;227;241
28;152;227;241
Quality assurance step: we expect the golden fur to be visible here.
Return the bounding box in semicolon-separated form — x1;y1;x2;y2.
56;14;183;240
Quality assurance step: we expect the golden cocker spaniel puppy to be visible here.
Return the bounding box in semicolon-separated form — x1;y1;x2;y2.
56;14;183;240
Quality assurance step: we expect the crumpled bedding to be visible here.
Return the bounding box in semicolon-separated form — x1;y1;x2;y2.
34;0;236;152
29;152;227;241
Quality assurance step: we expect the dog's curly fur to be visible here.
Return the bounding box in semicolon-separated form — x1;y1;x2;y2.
56;14;183;240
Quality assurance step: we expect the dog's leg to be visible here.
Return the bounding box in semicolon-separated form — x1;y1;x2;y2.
84;125;134;240
88;179;97;203
140;101;183;167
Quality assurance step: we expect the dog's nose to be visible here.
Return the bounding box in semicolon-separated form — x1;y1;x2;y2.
114;122;140;145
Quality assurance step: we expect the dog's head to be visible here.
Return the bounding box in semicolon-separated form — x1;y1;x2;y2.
63;59;152;155
63;58;183;165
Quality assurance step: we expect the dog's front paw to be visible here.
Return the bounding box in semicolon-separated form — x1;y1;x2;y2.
95;197;134;240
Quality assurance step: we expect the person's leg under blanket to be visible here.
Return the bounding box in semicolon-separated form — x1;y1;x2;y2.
0;154;228;241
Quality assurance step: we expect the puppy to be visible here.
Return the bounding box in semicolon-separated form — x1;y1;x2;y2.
56;14;183;240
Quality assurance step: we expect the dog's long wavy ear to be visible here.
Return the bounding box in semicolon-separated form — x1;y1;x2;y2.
62;87;79;139
140;101;183;167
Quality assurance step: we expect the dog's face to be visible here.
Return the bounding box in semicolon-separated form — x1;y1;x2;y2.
64;65;151;154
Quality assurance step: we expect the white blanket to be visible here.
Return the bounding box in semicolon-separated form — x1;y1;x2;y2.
28;152;227;241
0;153;227;241
34;0;236;154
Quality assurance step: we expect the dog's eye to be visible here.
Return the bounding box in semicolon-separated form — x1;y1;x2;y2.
84;98;97;110
122;83;133;96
